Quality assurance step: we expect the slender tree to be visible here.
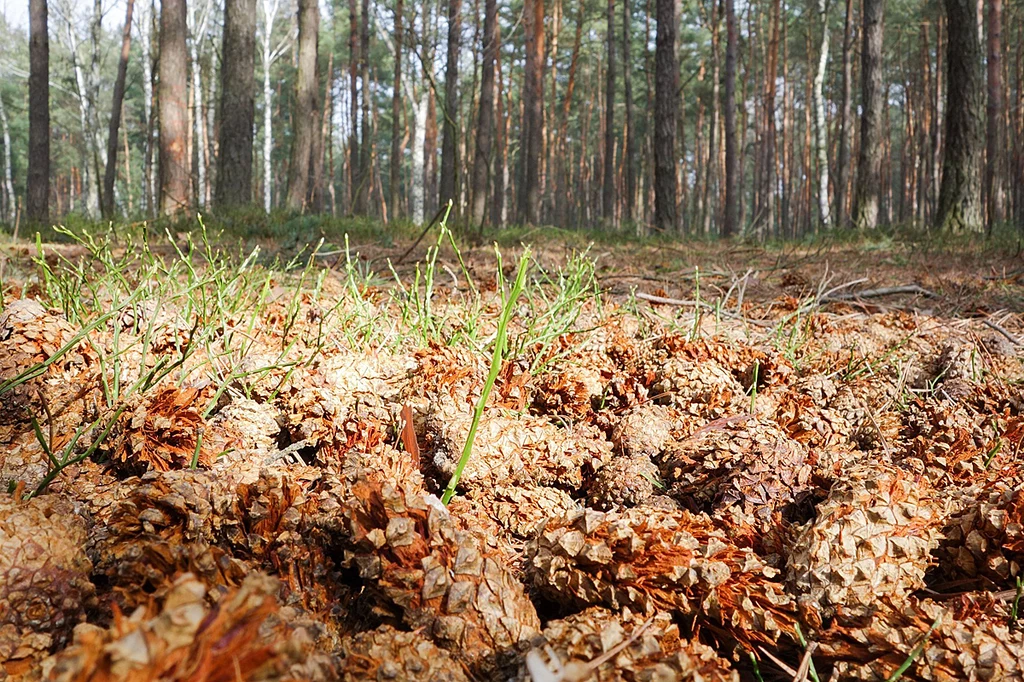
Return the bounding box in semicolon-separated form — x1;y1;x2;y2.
603;0;616;223
622;0;635;224
158;0;190;215
439;0;462;211
359;0;371;209
723;0;738;236
28;0;50;224
101;0;135;218
519;0;545;224
349;0;361;213
835;0;855;226
470;0;498;227
985;0;1003;230
653;0;677;232
811;0;831;228
853;0;885;229
390;0;404;220
216;0;258;208
936;0;983;232
285;0;320;211
0;95;14;222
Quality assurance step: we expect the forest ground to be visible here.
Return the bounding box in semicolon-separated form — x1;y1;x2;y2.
1;219;1023;681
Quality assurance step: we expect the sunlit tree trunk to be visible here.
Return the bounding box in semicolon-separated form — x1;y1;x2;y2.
0;94;14;223
158;0;190;215
216;0;257;208
812;0;831;228
853;0;884;229
285;0;319;211
723;0;738;236
519;0;544;224
835;0;854;226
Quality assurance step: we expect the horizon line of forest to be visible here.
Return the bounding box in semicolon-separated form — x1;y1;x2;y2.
0;0;1021;238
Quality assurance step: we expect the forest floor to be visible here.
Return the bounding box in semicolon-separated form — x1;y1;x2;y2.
1;220;1023;681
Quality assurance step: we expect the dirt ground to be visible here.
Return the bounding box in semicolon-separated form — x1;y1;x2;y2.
1;228;1023;681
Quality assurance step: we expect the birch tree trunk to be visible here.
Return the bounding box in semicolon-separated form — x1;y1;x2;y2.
812;0;832;228
411;92;428;223
0;94;14;223
259;0;284;212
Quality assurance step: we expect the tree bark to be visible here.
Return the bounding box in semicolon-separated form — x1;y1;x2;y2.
936;0;984;232
216;0;257;209
623;0;635;224
519;0;545;224
285;0;319;211
28;0;50;224
654;0;677;232
470;0;497;227
359;0;371;211
390;0;404;220
603;0;616;223
835;0;854;226
853;0;884;229
723;0;738;236
348;0;361;213
439;0;462;212
158;0;190;215
491;20;507;227
101;0;134;219
141;0;156;216
985;0;1003;230
812;0;831;228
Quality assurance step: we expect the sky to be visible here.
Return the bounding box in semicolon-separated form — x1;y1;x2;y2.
2;0;28;30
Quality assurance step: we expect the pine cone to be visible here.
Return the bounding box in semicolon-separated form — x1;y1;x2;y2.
936;482;1022;587
787;462;946;624
653;357;745;419
527;507;794;647
455;484;581;541
612;403;684;460
659;416;812;524
426;397;611;490
43;573;337;681
0;495;95;670
516;608;738;682
587;455;661;510
107;385;213;474
338;625;470;682
311;466;541;675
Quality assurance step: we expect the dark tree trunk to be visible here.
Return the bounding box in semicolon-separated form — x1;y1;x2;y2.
359;0;371;211
835;0;855;226
439;0;461;212
622;0;635;223
491;21;506;227
853;0;885;229
723;0;738;237
349;0;361;213
390;0;404;220
471;0;497;227
158;0;190;215
603;0;616;223
101;0;134;219
215;0;257;209
937;0;984;232
285;0;319;211
28;0;50;224
985;0;1003;230
519;0;544;224
425;90;438;212
654;0;677;232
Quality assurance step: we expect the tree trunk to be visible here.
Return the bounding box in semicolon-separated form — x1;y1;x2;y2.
141;0;156;216
308;53;328;213
189;0;212;208
260;0;282;212
654;0;677;232
985;0;1003;230
723;0;738;236
100;0;134;219
439;0;462;212
603;0;616;223
411;91;428;223
812;0;831;228
28;0;50;224
853;0;884;229
158;0;190;215
390;0;404;220
470;0;497;227
0;93;14;223
216;0;257;208
622;0;635;224
359;0;371;212
349;0;361;213
520;0;545;224
835;0;854;226
937;0;984;232
285;0;319;211
491;20;507;227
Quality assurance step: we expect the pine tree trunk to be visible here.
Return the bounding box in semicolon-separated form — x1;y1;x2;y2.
723;0;738;236
285;0;319;211
158;0;190;215
216;0;257;208
622;0;635;224
603;0;616;223
390;0;404;220
439;0;462;212
936;0;983;232
349;0;361;213
812;0;831;228
100;0;134;218
470;0;497;227
985;0;1003;229
520;0;545;224
491;21;507;227
359;0;371;211
853;0;885;229
654;0;677;232
835;0;854;226
27;0;50;224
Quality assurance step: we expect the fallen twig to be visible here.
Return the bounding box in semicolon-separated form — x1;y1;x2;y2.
632;291;774;327
821;284;938;303
982;318;1023;346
